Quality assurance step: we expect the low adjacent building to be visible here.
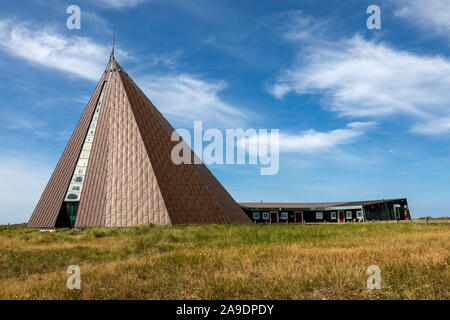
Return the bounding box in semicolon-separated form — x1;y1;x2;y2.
240;198;410;223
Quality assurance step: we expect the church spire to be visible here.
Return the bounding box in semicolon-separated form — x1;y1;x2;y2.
111;26;115;59
27;47;250;228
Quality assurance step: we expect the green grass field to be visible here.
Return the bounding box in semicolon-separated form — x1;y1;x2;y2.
0;223;448;299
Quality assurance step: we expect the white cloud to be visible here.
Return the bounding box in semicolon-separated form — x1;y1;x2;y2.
394;0;450;35
138;74;250;127
0;18;247;130
2;111;71;140
412;117;450;135
270;34;450;134
4;113;46;132
95;0;149;8
278;10;327;42
0;156;51;224
82;11;110;33
0;19;129;81
136;50;182;71
239;122;375;154
278;121;375;153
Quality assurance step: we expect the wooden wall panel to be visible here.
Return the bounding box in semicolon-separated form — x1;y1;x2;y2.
118;65;250;224
103;64;171;227
28;70;107;228
75;68;114;227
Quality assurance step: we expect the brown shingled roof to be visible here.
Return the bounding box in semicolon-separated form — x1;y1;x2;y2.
28;56;249;228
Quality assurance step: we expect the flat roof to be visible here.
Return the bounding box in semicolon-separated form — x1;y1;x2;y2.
239;198;406;209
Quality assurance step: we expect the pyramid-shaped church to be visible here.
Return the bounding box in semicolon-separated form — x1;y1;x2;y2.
28;53;250;228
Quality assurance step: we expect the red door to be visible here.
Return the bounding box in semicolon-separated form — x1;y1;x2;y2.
270;212;278;223
338;211;344;223
295;211;303;223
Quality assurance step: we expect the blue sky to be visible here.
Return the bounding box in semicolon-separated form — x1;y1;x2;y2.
1;0;450;223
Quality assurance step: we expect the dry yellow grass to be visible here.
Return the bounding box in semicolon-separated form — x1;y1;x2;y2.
0;223;448;299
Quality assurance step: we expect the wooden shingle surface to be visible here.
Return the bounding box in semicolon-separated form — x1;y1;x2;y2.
28;57;249;227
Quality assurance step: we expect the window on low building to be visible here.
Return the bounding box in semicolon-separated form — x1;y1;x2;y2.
253;212;260;220
316;212;323;220
331;212;337;219
346;211;352;219
281;212;288;220
262;212;270;220
356;211;363;219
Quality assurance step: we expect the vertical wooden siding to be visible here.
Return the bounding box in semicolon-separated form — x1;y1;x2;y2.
75;62;171;227
74;70;113;227
119;65;249;224
27;70;107;228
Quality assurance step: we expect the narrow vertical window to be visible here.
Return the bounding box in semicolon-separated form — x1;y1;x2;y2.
64;82;107;202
